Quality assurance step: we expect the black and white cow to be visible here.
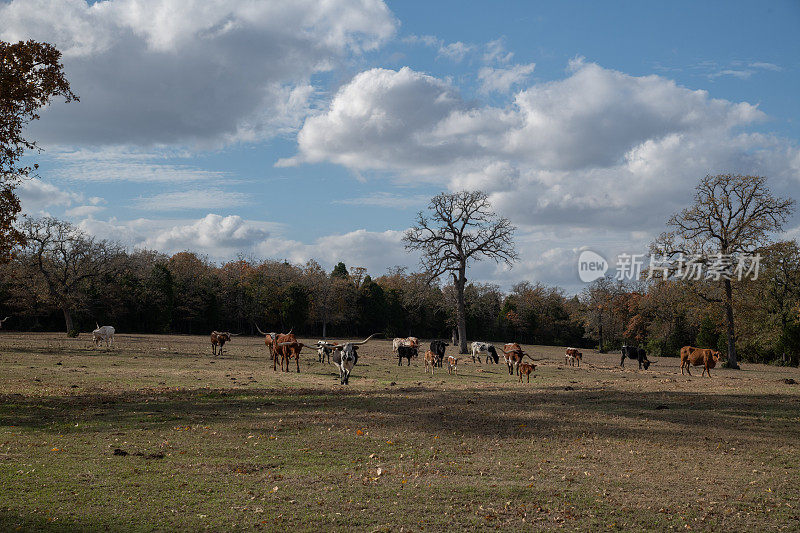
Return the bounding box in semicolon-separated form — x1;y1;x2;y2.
430;340;449;367
324;334;380;385
397;345;417;366
621;345;651;370
471;341;499;364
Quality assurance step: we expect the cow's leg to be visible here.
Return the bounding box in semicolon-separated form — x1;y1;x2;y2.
620;354;625;367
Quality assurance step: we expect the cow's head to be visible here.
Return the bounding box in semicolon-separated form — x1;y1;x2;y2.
642;359;651;370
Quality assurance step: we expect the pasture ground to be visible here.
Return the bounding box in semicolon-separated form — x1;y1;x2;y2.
1;332;799;531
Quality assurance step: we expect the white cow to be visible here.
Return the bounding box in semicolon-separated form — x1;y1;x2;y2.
92;324;115;349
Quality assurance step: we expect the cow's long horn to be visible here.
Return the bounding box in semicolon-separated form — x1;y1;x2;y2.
230;333;241;337
351;333;382;346
287;328;293;335
96;322;100;330
255;324;267;336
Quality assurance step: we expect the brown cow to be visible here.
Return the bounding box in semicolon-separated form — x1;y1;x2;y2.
565;347;583;367
680;346;721;377
518;362;536;383
424;350;437;375
275;337;317;373
447;355;461;375
257;325;292;371
210;331;236;356
502;343;527;375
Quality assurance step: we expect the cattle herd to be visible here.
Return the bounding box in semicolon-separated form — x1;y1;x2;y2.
70;320;725;385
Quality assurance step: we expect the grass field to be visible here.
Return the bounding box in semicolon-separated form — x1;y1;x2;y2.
1;332;799;531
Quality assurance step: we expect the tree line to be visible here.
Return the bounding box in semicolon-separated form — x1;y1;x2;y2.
0;216;584;346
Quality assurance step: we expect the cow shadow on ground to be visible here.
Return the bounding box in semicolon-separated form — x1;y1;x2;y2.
2;383;798;448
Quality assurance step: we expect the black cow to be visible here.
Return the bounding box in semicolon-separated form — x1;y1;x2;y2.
397;345;418;366
621;345;651;370
430;340;449;367
485;345;499;364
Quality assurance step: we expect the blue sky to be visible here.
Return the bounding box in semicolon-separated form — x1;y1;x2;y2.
3;0;799;291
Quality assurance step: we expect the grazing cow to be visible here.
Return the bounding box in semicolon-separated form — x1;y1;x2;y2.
430;340;449;367
323;334;379;385
565;347;583;367
471;341;498;364
680;346;721;377
0;316;9;328
210;331;235;356
424;350;437;375
397;345;418;366
502;343;528;375
93;324;115;349
620;345;651;370
519;362;536;383
447;355;461;375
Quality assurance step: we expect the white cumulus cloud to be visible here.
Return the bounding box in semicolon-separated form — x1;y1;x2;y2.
0;0;397;146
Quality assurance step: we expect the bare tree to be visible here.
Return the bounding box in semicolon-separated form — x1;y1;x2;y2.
404;191;517;353
18;217;122;333
653;175;795;368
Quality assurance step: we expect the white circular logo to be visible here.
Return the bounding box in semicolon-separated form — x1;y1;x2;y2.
578;250;608;283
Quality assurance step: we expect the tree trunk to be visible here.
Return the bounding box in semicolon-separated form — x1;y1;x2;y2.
63;308;73;334
454;266;468;354
322;320;327;339
598;320;604;353
723;278;739;369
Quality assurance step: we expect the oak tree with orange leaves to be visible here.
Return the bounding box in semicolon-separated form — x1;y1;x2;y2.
1;40;78;262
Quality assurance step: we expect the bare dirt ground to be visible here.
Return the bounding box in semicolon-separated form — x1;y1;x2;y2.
1;332;799;531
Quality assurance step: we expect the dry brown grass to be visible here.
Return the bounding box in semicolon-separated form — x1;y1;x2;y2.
1;332;799;531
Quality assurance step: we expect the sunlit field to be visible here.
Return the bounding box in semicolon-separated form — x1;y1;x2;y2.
1;332;799;531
